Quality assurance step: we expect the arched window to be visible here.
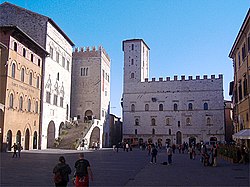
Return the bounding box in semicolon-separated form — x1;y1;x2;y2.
86;68;88;76
174;103;178;111
11;63;16;78
145;104;149;111
29;72;32;85
135;119;139;126
14;42;17;51
35;101;38;113
57;73;59;81
131;104;135;112
23;48;26;57
62;57;65;67
152;128;155;135
188;103;193;110
169;129;171;135
166;118;170;126
28;99;31;112
151;118;156;126
204;103;208;110
19;96;23;110
21;68;25;82
207;117;211;125
131;73;134;78
159;104;163;111
135;129;137;135
9;93;14;108
36;76;40;88
186;118;191;125
131;59;134;65
31;54;34;62
178;121;180;127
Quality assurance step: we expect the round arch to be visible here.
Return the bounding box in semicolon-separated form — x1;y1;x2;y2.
89;127;100;148
16;130;21;144
6;130;12;151
85;110;93;120
47;121;55;148
25;128;30;150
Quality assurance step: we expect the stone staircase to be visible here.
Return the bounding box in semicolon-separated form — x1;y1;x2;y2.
54;120;93;149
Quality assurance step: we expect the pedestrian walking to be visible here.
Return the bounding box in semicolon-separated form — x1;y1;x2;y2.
125;143;129;152
74;153;93;187
167;145;173;164
239;144;248;164
17;142;23;158
188;145;193;159
53;156;72;187
150;145;158;164
212;145;218;166
148;144;152;156
11;143;18;158
116;142;119;152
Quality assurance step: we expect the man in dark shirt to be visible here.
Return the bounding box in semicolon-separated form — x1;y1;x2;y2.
74;153;93;187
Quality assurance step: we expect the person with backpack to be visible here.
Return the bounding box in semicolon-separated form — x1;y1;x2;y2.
74;153;93;187
53;156;72;187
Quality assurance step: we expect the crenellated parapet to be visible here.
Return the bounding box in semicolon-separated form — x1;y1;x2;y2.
144;74;223;82
73;46;110;61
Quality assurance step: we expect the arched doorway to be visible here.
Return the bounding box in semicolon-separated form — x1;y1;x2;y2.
47;121;55;148
16;130;21;144
25;129;30;150
6;130;12;151
33;131;37;149
85;110;93;120
176;131;182;145
89;127;100;148
189;137;196;146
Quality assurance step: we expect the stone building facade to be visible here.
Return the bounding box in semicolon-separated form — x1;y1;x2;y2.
229;9;250;147
71;46;110;148
0;2;74;149
0;26;47;151
122;39;225;146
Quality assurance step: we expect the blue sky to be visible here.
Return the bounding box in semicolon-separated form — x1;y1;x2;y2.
2;0;249;117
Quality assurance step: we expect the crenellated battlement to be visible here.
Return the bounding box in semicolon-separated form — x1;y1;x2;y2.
73;46;110;61
144;74;223;82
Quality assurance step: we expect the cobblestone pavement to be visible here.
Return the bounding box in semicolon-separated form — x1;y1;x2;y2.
0;148;249;187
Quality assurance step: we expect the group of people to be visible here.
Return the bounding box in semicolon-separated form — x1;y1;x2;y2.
200;144;218;167
53;153;93;187
147;143;173;165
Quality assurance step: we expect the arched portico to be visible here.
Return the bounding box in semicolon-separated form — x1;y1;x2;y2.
6;130;12;151
25;128;30;150
85;110;93;120
89;127;100;148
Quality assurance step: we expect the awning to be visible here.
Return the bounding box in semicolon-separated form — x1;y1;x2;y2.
233;129;250;139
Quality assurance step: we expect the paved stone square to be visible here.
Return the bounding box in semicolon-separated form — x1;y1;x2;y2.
0;148;249;186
